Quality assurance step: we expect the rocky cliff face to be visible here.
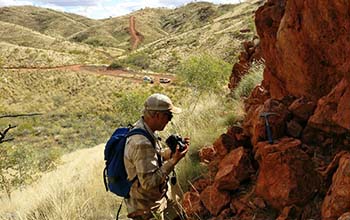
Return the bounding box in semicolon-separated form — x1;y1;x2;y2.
183;0;350;219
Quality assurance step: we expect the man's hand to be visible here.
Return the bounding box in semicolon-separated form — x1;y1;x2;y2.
172;137;190;163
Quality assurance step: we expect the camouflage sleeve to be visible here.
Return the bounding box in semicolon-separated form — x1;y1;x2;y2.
161;147;172;161
130;136;176;190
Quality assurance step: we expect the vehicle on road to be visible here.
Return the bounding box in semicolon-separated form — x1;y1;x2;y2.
143;76;154;84
159;78;171;83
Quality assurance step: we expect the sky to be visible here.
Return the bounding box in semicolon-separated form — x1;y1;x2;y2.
0;0;242;19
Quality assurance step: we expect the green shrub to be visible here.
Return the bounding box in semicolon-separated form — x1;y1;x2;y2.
85;38;104;47
124;51;150;70
108;60;124;69
176;54;232;94
114;91;151;124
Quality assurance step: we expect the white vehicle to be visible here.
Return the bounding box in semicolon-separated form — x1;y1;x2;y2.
143;76;154;84
159;78;171;83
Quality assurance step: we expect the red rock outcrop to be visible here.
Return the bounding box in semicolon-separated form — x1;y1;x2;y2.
256;0;350;101
308;78;350;134
200;185;231;216
322;152;350;220
255;138;320;209
215;147;253;191
228;37;262;90
183;192;207;217
184;0;350;219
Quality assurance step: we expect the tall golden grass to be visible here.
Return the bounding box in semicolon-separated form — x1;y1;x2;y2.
0;144;124;220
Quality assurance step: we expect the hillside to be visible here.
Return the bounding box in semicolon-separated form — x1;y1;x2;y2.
0;20;123;67
0;6;100;38
160;2;237;33
70;8;170;49
138;0;262;72
0;1;262;71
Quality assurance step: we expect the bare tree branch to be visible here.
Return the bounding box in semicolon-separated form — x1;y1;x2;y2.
0;125;17;143
0;138;14;143
0;113;43;119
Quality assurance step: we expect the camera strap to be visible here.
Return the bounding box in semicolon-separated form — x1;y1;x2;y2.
170;171;177;185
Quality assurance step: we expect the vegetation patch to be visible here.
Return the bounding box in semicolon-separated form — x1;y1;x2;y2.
176;54;232;94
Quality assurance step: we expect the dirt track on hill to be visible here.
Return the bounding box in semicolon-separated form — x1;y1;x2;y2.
129;16;142;50
2;64;175;85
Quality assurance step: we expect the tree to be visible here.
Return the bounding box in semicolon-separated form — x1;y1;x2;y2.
0;113;42;199
0;124;16;143
176;54;232;94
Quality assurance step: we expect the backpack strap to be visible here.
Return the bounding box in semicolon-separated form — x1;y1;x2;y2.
127;128;155;147
103;166;108;191
126;128;162;167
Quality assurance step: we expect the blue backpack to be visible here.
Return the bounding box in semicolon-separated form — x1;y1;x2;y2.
103;126;155;198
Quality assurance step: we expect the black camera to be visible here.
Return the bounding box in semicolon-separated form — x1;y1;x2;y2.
166;134;186;153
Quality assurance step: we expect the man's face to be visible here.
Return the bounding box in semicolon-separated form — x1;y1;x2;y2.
156;111;173;131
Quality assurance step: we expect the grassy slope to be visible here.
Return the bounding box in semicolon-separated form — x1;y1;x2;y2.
69;8;170;49
0;6;100;38
0;144;119;219
0;20;57;49
130;8;170;45
161;2;230;33
130;0;263;72
0;7;124;67
0;21;124;67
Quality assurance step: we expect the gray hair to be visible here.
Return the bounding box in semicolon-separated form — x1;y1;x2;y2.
143;109;157;118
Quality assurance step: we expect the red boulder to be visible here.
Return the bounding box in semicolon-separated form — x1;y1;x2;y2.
255;137;320;210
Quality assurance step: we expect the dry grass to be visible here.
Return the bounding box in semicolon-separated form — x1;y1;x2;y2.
0;144;123;220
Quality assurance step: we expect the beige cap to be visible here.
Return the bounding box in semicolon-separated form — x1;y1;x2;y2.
144;93;182;113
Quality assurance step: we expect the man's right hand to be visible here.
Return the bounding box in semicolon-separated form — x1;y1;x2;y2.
172;137;190;163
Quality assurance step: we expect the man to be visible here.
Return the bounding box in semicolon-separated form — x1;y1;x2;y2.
124;93;189;220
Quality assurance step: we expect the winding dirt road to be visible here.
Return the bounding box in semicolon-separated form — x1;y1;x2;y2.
3;64;175;85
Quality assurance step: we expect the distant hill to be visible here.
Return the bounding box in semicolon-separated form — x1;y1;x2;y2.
70;8;170;49
0;20;123;67
0;0;263;70
135;0;263;71
160;2;237;33
0;6;100;38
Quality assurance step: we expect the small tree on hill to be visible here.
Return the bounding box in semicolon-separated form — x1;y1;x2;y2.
0;113;42;199
176;54;232;94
